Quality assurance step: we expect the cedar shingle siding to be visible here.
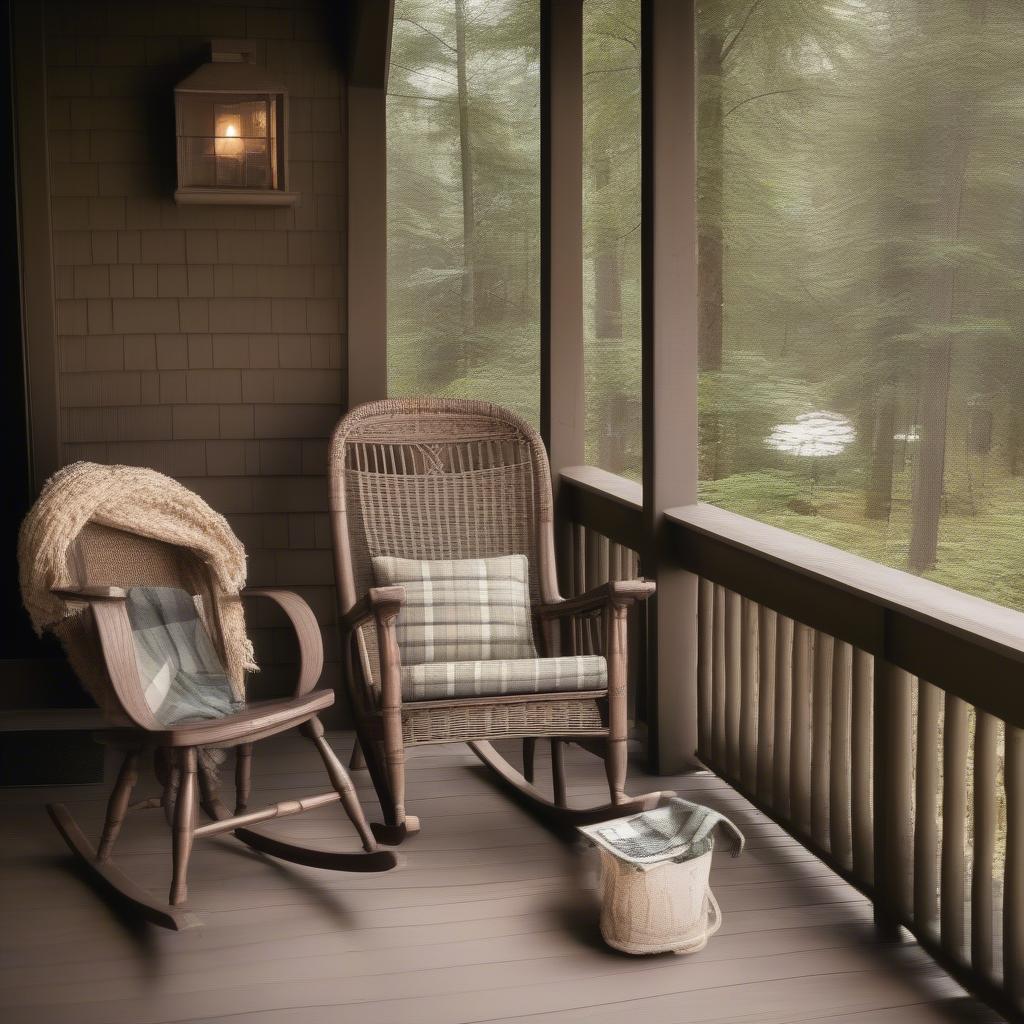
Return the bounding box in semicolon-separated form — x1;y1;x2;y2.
45;0;347;714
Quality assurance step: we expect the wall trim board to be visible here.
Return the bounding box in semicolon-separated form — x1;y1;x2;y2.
12;0;59;493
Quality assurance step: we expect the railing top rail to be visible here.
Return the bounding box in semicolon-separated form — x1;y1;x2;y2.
561;465;642;511
559;467;1024;725
667;502;1024;669
560;466;644;552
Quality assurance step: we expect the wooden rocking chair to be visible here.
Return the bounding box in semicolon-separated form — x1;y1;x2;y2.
38;518;397;931
329;398;672;844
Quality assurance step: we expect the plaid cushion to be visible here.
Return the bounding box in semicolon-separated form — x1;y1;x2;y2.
125;586;242;726
372;554;537;665
401;655;607;702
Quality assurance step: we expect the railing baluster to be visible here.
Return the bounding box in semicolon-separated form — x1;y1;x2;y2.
874;661;913;931
773;614;794;821
1005;724;1023;1009
914;679;941;938
830;640;853;871
790;622;812;836
608;541;620;582
942;693;969;961
811;631;834;850
596;533;610;585
850;647;873;886
739;597;758;788
724;589;742;779
572;523;585;596
711;584;726;769
756;605;777;802
697;577;713;762
971;709;997;978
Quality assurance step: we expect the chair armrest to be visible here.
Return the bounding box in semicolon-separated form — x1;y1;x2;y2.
51;585;127;601
48;588;160;731
535;579;655;621
339;587;407;715
339;585;407;635
242;588;324;697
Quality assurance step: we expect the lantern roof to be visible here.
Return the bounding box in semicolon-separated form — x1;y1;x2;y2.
175;41;287;95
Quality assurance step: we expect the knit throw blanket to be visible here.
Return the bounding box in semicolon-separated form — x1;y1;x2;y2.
19;462;256;714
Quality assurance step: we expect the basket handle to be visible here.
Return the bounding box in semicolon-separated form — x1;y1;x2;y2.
704;887;722;938
671;798;746;858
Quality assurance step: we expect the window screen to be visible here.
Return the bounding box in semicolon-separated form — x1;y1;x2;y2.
697;0;1024;611
583;0;641;480
387;0;541;427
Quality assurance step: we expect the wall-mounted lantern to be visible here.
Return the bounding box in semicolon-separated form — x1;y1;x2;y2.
174;41;297;206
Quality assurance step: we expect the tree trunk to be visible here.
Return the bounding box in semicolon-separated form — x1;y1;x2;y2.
697;29;726;481
592;146;622;340
865;395;896;520
906;0;985;574
455;0;476;370
697;29;725;372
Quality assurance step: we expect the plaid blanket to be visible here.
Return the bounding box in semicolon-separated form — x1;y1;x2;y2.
125;586;242;726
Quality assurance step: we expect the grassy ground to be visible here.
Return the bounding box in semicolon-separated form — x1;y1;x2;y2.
700;468;1024;613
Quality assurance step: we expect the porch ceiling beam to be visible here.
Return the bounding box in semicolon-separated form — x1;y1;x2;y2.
641;0;700;773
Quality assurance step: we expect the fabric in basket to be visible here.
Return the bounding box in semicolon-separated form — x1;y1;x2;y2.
372;554;537;665
579;797;745;870
125;585;243;726
400;654;607;702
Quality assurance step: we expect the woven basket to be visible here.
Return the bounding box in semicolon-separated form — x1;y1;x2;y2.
580;798;743;955
595;847;721;955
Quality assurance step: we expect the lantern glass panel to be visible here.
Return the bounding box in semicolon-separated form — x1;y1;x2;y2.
178;92;279;190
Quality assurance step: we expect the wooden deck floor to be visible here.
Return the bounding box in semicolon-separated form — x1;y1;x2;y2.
0;733;1003;1024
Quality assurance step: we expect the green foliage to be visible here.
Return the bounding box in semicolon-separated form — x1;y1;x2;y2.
386;0;1024;612
696;0;1024;608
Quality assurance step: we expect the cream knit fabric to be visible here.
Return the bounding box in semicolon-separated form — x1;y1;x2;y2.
18;462;256;707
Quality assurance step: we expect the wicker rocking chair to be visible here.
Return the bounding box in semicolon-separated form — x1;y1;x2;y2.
26;488;397;931
329;399;671;844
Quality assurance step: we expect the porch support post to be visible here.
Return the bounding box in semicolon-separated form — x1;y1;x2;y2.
345;2;394;408
641;0;700;772
540;0;585;596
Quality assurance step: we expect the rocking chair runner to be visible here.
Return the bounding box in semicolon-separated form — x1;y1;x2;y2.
329;398;672;844
26;501;397;931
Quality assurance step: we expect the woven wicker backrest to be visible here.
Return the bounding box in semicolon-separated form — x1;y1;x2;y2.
73;522;198;592
329;399;558;607
328;400;561;689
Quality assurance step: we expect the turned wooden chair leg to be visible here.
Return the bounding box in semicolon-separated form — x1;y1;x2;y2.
170;747;197;906
522;738;536;784
154;748;180;827
97;748;140;862
300;717;377;852
235;743;253;814
550;739;567;807
348;740;366;771
605;605;630;805
380;706;408;830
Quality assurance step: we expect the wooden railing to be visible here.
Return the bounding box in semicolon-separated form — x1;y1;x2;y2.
557;469;645;728
561;466;1024;1022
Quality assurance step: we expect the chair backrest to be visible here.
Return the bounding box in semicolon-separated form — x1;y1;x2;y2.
57;522;230;725
72;522;201;592
328;400;562;691
328;399;561;611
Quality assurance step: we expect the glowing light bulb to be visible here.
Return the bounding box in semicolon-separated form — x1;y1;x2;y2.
225;124;237;138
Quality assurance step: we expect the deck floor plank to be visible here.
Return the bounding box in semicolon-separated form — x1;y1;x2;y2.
0;732;1002;1024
